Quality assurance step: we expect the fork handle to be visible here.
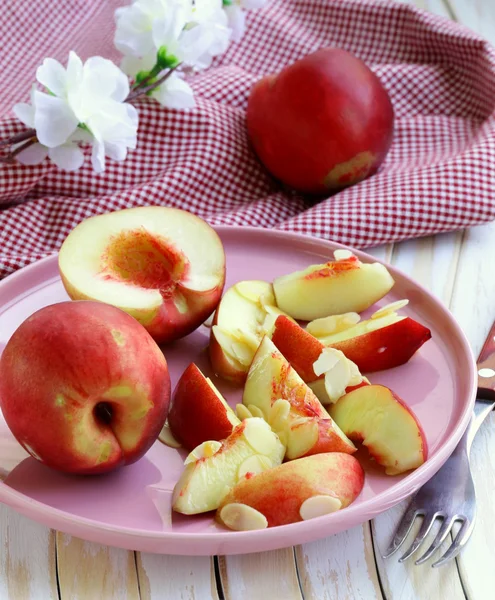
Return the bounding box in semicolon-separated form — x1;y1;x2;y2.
477;320;495;401
462;320;495;452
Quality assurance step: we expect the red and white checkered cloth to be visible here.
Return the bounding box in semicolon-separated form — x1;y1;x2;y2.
1;0;495;279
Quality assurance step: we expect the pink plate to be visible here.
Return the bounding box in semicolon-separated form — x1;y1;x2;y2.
0;227;476;556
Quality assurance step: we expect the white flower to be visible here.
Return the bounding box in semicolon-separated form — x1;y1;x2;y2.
15;52;139;173
115;0;191;59
182;0;231;69
223;0;267;43
115;0;231;70
13;85;90;171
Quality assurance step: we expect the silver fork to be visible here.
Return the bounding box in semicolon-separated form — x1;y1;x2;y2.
383;320;495;567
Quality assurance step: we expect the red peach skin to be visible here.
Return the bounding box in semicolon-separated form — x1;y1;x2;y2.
247;48;394;194
167;363;240;451
217;453;365;528
329;317;432;372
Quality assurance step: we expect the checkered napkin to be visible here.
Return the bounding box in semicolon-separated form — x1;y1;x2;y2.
1;0;495;279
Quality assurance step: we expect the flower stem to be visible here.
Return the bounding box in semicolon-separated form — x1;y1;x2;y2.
0;128;36;148
126;64;181;102
0;137;37;163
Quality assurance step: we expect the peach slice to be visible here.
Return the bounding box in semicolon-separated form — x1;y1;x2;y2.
58;207;226;344
167;363;240;451
328;384;428;475
272;251;394;320
313;301;432;372
209;280;293;383
172;417;285;514
271;315;367;404
243;336;356;459
216;453;364;529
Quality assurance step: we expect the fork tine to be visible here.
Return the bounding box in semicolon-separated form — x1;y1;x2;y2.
414;516;454;565
399;512;438;562
432;518;474;568
382;504;422;558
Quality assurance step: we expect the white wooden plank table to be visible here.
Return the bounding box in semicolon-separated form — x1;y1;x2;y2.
1;1;494;598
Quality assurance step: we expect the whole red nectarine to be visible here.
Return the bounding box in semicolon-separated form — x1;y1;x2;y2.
247;47;394;194
0;301;171;475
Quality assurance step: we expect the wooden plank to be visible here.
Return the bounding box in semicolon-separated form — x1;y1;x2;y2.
296;524;383;600
372;233;466;599
56;534;139;600
448;219;495;600
136;554;219;600
218;548;302;600
0;505;58;599
446;0;495;38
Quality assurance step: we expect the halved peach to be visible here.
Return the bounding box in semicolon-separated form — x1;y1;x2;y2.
172;418;285;514
167;363;240;451
58;207;226;344
243;336;356;459
271;315;367;404
273;250;394;320
209;280;293;383
216;453;364;529
328;384;428;475
314;301;432;372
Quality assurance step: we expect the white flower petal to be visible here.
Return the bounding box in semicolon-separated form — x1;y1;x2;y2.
66;51;84;90
69;128;93;144
15;142;49;165
121;53;156;78
13;102;35;127
104;141;128;161
83;57;130;102
114;3;156;57
36;57;67;97
224;5;246;43
91;138;106;173
48;143;85;171
192;0;224;23
33;90;79;147
153;74;196;109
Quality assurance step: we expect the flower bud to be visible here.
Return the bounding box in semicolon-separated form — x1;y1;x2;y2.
156;46;179;70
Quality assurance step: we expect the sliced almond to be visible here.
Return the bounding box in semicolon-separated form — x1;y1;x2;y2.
236;404;253;420
299;495;342;520
231;341;254;367
307;313;360;337
258;312;278;337
333;249;355;261
269;399;291;431
276;429;289;447
234;281;272;305
237;455;272;480
158;422;182;449
246;404;265;420
212;326;244;362
184;440;222;465
234;327;261;352
324;361;351;403
243;418;277;455
313;348;342;377
219;503;268;531
259;289;276;308
371;299;409;320
347;359;364;387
